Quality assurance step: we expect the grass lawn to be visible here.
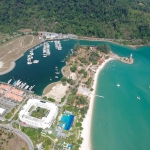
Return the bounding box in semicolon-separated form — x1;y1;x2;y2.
31;107;49;119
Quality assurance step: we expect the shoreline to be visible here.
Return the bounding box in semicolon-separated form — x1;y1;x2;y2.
76;37;148;49
0;35;41;76
80;58;114;150
0;62;16;75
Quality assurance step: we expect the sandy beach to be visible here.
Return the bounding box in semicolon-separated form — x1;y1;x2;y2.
80;58;114;150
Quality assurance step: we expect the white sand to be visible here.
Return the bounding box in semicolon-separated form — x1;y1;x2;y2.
0;61;4;68
80;58;114;150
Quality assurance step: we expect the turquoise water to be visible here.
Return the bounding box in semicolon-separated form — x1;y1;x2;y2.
0;39;150;149
91;44;150;150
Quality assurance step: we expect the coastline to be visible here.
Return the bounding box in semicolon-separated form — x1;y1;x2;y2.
76;36;146;49
0;62;16;75
0;35;41;75
80;58;114;150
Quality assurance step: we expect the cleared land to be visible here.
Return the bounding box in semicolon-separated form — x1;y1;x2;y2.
0;127;29;150
0;35;41;74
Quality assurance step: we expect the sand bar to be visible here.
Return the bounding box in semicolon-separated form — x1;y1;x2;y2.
80;58;114;150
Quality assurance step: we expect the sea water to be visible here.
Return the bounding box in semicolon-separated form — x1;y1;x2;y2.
91;44;150;150
0;39;150;150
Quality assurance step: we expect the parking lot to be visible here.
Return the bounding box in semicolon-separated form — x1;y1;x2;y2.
0;96;18;116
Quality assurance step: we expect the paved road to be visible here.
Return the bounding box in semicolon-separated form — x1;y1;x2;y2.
0;124;34;150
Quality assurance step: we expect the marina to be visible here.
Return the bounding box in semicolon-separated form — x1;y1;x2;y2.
43;42;50;57
54;40;62;50
12;79;35;91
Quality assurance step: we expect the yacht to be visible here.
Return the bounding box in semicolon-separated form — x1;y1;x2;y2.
116;83;120;87
8;79;12;84
55;76;58;78
33;60;39;63
55;72;60;74
137;96;140;100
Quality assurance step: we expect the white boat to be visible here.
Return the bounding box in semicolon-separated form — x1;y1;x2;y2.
27;61;32;65
29;85;35;91
8;79;12;84
55;72;60;74
30;52;34;55
43;54;47;57
24;85;29;90
137;96;140;100
116;83;120;87
55;76;58;78
50;78;52;81
33;60;39;63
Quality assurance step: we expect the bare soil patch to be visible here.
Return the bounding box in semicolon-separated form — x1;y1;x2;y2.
0;127;29;150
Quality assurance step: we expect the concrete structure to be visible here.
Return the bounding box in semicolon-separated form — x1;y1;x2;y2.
0;107;6;115
19;99;58;129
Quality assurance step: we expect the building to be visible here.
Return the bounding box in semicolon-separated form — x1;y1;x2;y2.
19;99;58;129
0;107;6;116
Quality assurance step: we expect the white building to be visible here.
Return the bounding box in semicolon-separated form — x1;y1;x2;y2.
0;107;6;116
19;99;58;129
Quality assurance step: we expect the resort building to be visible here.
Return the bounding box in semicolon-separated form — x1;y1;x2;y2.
19;99;58;129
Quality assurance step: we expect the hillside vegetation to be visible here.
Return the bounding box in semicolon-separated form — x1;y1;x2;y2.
0;0;150;40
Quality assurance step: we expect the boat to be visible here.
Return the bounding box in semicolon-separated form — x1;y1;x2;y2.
8;79;12;84
29;85;35;91
149;86;150;88
55;76;58;78
43;54;47;57
27;61;32;65
30;52;34;55
24;85;29;90
55;72;60;74
33;60;39;63
50;78;52;81
116;83;120;87
137;96;140;100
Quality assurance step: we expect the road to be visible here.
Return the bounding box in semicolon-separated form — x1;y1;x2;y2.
0;124;34;150
58;64;91;107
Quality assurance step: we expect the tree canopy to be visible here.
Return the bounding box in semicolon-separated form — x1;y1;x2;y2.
0;0;150;40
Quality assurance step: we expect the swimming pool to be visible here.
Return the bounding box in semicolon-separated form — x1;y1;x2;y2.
59;114;74;130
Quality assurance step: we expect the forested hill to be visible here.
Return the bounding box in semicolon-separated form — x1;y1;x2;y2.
0;0;150;40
